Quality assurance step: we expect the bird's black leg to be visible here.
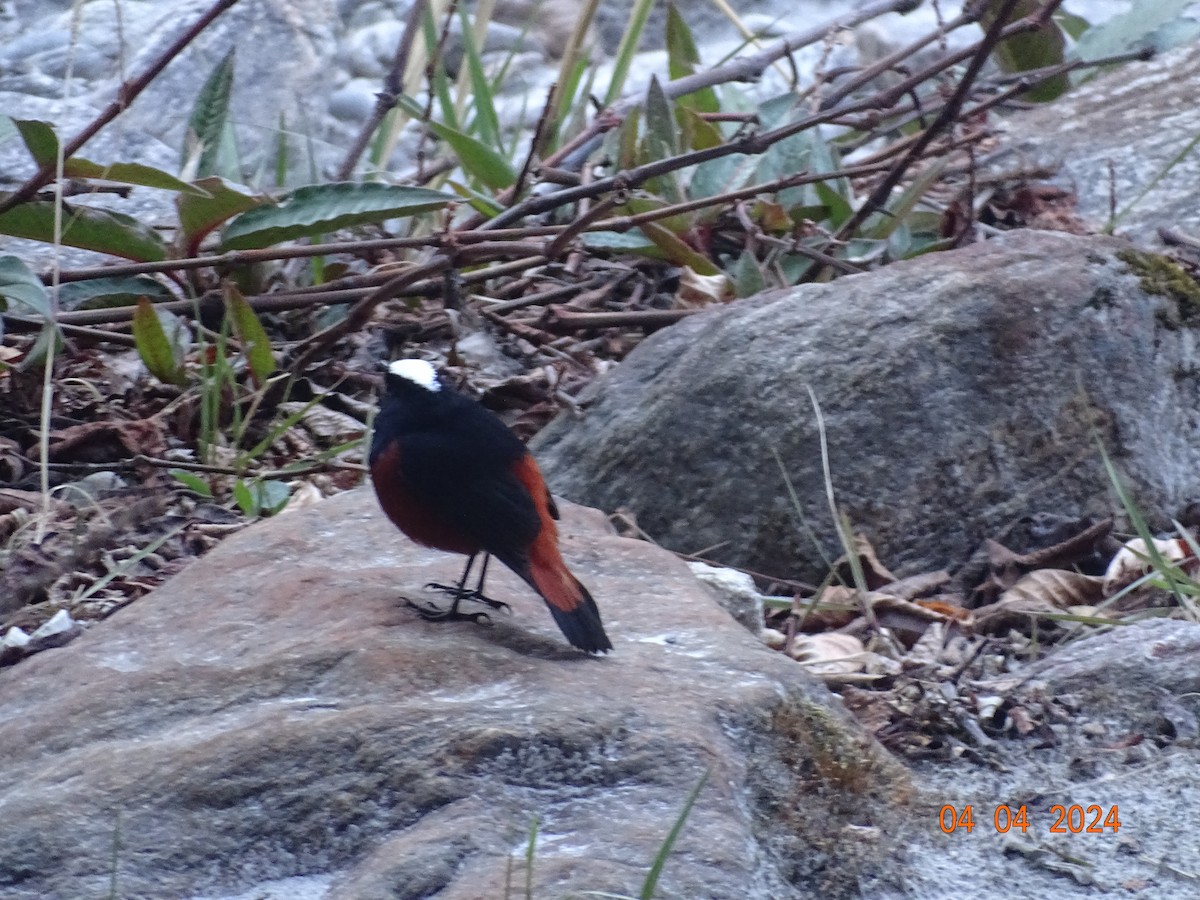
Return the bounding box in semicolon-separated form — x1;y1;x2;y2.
420;553;510;616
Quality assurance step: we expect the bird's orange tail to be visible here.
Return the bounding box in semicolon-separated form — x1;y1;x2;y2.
526;550;611;654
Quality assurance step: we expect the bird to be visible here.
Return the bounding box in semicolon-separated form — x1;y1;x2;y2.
368;358;612;654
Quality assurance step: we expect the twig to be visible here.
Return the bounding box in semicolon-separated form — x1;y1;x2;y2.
0;0;241;215
336;0;428;179
833;0;1045;243
540;307;700;332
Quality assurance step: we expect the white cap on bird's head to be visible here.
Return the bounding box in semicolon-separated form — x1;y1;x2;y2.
386;358;441;392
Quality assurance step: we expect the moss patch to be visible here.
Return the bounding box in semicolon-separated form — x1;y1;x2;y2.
1117;249;1200;328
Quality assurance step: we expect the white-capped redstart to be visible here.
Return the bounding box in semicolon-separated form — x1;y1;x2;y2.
369;359;611;654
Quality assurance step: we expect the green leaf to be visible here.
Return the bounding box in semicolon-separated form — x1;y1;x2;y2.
640;221;719;274
978;0;1069;102
665;4;719;113
132;297;187;385
223;283;276;383
58;275;172;311
581;229;658;252
177;176;267;253
639;769;709;899
676;106;723;153
642;76;679;162
183;48;237;178
0;200;168;262
66;159;207;195
220;182;454;250
456;5;501;149
170;469;214;498
604;0;657;104
13;119;58;163
0;254;50;317
232;479;256;516
396;96;515;191
11;119;204;194
1054;10;1092;41
232;478;290;517
813;180;854;229
730;249;766;297
257;479;291;514
19;321;64;371
447;179;505;217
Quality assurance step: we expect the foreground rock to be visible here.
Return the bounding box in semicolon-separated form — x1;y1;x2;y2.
534;230;1200;585
0;489;908;900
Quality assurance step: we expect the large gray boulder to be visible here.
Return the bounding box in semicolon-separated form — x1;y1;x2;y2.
0;489;908;900
533;230;1200;584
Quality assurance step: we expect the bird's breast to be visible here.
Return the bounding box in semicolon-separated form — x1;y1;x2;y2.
369;439;481;555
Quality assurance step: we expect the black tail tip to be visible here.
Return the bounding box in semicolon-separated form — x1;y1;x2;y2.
551;604;612;654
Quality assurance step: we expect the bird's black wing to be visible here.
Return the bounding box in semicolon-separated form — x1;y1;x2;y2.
396;426;541;564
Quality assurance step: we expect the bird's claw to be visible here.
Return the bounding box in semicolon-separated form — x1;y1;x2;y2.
404;598;493;625
423;581;511;613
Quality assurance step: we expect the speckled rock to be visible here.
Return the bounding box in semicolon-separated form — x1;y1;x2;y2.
0;488;907;900
533;230;1200;585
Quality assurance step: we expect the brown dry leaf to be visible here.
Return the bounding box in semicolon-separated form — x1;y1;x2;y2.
878;570;951;601
1002;569;1105;608
279;403;366;445
45;419;165;463
795;584;859;631
974;570;1104;632
675;267;733;306
870;594;967;642
833;534;897;590
788;632;866;674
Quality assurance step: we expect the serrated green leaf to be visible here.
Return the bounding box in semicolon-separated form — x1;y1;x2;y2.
220;182;454;250
59;275;173;311
177;176;267;253
666;4;719;113
184;48;237;178
132;297;186;384
979;0;1069;102
170;469;214;498
65;159;206;195
12;119;204;194
0;200;168;262
224;283;276;383
0;254;50;317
